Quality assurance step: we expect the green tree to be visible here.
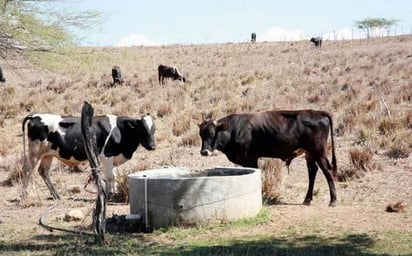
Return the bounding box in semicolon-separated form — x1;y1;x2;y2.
355;17;399;38
0;0;101;58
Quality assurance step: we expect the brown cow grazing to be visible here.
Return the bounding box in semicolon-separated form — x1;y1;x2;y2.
158;64;186;85
199;110;337;206
310;37;322;48
112;65;123;85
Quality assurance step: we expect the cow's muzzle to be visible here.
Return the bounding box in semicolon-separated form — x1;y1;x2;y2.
144;143;156;151
200;149;213;156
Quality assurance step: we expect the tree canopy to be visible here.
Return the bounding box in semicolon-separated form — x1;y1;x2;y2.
355;17;399;38
0;0;101;58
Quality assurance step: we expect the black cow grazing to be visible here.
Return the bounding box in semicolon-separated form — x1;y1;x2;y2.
158;64;186;85
0;66;5;83
310;37;322;48
199;110;337;206
22;113;156;200
112;65;123;85
251;32;257;43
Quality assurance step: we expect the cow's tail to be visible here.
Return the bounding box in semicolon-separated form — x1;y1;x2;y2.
22;115;33;166
324;112;337;179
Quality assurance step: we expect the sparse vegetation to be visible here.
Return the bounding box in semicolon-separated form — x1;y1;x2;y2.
0;36;411;255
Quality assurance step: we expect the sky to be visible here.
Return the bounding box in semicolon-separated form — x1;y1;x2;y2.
62;0;412;46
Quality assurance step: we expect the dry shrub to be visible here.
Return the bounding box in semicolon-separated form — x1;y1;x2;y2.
179;133;199;147
260;158;283;203
240;75;254;85
378;118;400;135
385;143;410;159
349;147;373;171
115;169;131;203
0;156;25;186
402;110;412;129
386;201;407;213
115;161;152;203
339;147;374;182
337;166;365;182
172;116;191;137
157;104;172;118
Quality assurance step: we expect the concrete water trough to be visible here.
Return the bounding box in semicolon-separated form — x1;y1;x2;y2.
128;167;262;228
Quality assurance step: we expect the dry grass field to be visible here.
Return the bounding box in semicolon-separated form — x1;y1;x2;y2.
0;36;411;255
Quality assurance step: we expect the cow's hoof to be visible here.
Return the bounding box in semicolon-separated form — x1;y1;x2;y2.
329;201;337;207
303;200;311;206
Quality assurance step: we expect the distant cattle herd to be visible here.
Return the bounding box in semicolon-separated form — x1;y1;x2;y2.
5;35;337;207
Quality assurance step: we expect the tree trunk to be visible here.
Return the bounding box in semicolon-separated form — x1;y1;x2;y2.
80;101;107;245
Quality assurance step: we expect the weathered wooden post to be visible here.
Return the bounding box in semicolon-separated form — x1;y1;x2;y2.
80;101;107;245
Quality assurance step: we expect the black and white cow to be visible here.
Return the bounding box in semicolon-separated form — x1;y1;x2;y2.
0;66;5;83
199;110;337;206
112;65;123;85
22;113;156;199
310;37;322;48
158;64;186;85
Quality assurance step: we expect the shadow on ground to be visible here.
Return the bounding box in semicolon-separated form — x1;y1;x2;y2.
0;232;398;256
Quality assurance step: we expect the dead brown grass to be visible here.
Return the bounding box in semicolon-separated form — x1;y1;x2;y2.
260;158;284;203
0;36;411;255
0;36;411;203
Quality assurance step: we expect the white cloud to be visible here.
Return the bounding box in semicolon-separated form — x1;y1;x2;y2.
115;33;160;47
260;27;306;42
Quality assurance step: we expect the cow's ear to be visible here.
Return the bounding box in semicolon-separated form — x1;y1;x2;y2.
128;121;137;129
217;122;229;131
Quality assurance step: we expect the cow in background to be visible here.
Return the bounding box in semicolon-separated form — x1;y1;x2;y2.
0;66;5;83
199;110;337;206
112;65;123;85
251;32;256;43
158;64;186;85
310;37;322;48
22;113;156;200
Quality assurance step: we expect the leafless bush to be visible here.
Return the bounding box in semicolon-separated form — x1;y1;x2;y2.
115;161;152;203
260;159;283;203
349;147;373;171
172;116;191;137
179;133;199;147
378;118;400;135
385;143;410;159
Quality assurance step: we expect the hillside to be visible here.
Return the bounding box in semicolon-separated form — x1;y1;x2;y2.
0;36;411;255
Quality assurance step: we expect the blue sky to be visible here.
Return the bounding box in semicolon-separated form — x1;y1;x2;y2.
65;0;412;46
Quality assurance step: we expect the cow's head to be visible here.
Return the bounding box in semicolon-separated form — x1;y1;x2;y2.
198;119;229;156
134;113;156;150
172;67;186;83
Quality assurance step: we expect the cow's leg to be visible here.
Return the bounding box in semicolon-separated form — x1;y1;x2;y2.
38;156;60;200
22;156;37;199
316;156;337;207
303;158;318;205
99;156;116;197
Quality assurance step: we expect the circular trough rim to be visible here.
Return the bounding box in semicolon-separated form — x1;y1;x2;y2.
128;166;260;180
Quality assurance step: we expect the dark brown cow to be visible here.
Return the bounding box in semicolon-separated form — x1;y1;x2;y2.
251;32;256;43
112;65;123;85
310;37;322;48
158;64;186;85
0;66;5;83
199;110;337;206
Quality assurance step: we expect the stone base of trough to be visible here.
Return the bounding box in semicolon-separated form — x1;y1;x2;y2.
128;167;262;228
